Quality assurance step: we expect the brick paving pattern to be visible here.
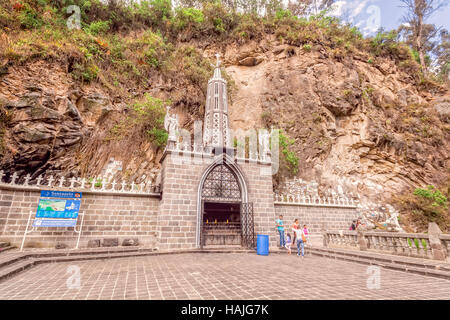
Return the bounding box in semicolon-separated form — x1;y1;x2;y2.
0;253;449;300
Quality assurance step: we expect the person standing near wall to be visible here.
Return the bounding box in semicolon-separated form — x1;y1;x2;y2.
291;219;300;247
276;215;285;248
294;227;306;258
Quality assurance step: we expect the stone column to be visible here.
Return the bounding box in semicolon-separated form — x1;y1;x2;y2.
357;228;368;251
322;228;328;247
428;222;446;261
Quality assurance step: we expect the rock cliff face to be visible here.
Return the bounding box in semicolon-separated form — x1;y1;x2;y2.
1;61;89;179
0;36;449;214
222;38;449;204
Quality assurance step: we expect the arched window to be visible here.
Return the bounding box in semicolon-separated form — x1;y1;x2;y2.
201;164;241;201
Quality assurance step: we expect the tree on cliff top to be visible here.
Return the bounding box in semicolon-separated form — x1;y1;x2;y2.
399;0;448;73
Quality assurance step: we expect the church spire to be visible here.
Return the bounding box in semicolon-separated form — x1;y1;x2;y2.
203;53;230;148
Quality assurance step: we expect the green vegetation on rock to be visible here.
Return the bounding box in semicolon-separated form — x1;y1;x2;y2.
394;183;449;233
278;131;299;176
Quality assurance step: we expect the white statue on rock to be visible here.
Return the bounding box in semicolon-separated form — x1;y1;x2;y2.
258;129;271;161
164;106;179;146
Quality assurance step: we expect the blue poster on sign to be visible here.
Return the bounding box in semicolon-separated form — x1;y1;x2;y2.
33;218;78;227
33;190;82;227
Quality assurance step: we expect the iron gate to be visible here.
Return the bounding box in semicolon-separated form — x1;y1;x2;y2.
200;200;205;249
241;202;255;249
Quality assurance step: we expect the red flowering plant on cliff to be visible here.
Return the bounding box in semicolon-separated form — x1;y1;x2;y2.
12;2;25;11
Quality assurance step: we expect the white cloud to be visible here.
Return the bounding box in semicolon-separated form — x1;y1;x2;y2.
329;1;347;17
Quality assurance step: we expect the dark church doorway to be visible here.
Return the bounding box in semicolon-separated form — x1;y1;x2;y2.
202;201;241;247
199;163;255;249
200;164;242;248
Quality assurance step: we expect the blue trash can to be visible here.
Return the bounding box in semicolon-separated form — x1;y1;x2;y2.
256;234;269;256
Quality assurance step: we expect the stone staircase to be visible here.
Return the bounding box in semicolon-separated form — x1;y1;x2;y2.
0;246;254;283
0;242;14;254
273;246;450;280
1;244;449;284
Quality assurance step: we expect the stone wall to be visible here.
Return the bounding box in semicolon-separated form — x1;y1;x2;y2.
156;151;206;250
274;203;359;244
0;156;359;251
237;160;278;248
156;150;278;250
0;186;160;248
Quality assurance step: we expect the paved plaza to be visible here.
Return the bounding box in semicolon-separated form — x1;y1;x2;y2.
0;253;449;300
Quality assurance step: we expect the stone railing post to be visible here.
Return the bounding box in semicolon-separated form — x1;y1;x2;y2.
357;228;368;251
428;223;446;261
322;228;328;247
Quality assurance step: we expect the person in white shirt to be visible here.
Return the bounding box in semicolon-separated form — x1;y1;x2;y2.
294;227;306;258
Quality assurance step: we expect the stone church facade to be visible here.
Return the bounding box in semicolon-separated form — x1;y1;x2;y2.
0;59;359;250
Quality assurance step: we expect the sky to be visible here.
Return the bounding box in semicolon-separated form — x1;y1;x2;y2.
324;0;450;36
132;0;450;37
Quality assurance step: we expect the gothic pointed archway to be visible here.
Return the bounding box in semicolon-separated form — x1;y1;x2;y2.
196;156;249;248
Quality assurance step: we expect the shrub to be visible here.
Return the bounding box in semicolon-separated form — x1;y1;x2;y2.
369;30;412;62
350;26;363;39
275;9;294;21
132;0;172;28
414;185;448;208
261;111;272;127
132;94;166;126
71;62;99;82
0;5;16;29
278;130;299;175
132;94;168;146
84;20;110;35
164;46;214;92
232;13;264;41
19;4;43;29
202;1;237;35
303;44;312;51
148;0;172;21
148;127;168;147
393;182;449;232
172;7;204;31
133;30;171;68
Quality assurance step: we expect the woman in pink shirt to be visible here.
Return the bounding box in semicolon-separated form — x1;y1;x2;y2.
303;224;310;246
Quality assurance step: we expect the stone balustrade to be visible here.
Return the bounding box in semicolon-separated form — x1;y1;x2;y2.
323;223;448;261
0;170;160;196
165;142;272;164
440;234;450;258
274;193;358;208
323;230;359;248
364;231;432;259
